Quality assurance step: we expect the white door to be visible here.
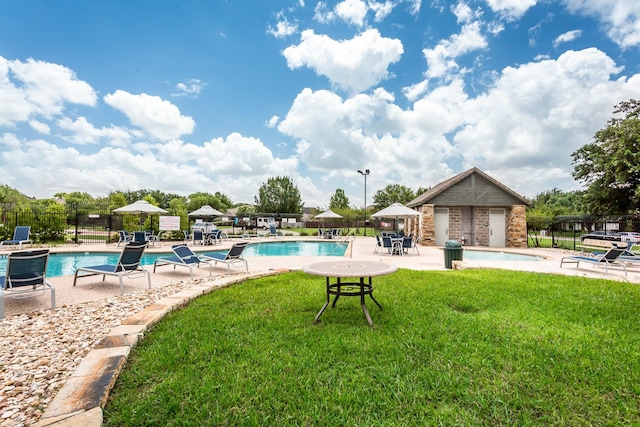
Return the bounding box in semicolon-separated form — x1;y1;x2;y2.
434;208;449;245
489;209;506;247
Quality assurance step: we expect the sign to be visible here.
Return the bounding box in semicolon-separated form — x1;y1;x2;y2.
159;216;181;231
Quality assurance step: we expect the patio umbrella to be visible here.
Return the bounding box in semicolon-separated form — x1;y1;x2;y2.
188;205;224;218
371;203;420;233
315;209;343;230
314;209;343;219
113;200;168;229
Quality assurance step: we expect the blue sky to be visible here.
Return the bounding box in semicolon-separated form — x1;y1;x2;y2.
1;0;640;208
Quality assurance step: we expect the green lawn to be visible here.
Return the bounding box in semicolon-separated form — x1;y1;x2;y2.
104;269;640;426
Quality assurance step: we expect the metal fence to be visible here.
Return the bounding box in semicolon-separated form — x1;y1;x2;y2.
3;203;638;247
527;216;640;250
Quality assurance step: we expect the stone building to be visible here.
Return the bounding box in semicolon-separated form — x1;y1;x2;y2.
406;167;530;248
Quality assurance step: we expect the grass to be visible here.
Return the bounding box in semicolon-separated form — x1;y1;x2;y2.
103;269;640;426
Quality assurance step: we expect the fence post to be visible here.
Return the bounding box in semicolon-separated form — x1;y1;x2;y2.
74;203;79;244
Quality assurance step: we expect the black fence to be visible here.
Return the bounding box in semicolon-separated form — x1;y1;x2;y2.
3;203;638;248
527;216;640;250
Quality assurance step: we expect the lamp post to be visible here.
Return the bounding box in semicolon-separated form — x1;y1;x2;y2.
357;169;370;236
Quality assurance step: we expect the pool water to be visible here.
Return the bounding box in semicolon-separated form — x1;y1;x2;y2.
0;241;347;278
462;250;543;262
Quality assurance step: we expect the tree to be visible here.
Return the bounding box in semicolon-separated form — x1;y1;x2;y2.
528;188;584;218
329;189;350;211
254;176;303;214
372;184;415;210
572;99;640;215
187;192;222;211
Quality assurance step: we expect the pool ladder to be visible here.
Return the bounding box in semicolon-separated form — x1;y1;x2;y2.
327;229;356;257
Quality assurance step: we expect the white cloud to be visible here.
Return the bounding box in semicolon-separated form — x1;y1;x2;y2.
407;0;421;15
423;21;488;79
57;116;132;146
0;131;299;202
451;48;639;195
277;47;640;201
485;0;538;21
29;120;50;134
267;12;298;38
370;1;394;22
103;90;195;140
313;1;336;23
282;29;404;93
172;79;207;98
266;115;280;128
562;0;640;48
335;0;368;26
0;56;97;127
313;0;394;26
452;2;479;24
553;29;582;48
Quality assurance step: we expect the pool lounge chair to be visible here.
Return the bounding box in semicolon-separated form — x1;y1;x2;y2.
1;226;33;250
73;242;151;295
201;242;249;273
0;249;55;318
560;246;627;277
153;244;213;279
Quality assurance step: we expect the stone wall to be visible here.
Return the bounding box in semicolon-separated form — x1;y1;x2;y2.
507;205;528;248
419;204;435;245
474;207;490;246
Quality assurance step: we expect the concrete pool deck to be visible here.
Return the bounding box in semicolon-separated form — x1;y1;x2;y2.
3;235;640;318
2;236;639;426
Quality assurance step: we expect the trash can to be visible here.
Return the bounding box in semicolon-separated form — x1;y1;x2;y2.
444;240;463;269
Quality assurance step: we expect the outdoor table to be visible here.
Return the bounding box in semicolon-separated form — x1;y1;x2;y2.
303;260;398;326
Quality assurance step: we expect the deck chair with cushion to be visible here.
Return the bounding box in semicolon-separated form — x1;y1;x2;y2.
73;242;151;295
153;244;213;279
1;226;33;250
560;246;627;277
0;249;55;318
201;242;249;273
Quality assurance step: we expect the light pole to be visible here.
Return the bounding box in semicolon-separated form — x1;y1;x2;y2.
357;169;370;236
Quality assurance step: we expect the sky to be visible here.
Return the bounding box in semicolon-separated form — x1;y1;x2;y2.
1;0;640;209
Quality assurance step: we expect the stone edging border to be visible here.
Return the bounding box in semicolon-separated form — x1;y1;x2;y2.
33;269;290;427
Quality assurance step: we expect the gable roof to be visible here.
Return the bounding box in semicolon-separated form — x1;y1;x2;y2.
407;167;531;208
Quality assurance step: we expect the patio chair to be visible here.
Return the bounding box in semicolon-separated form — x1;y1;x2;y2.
117;230;132;247
381;236;393;255
374;235;382;253
0;249;55;318
201;242;249;273
267;225;279;238
133;231;147;245
560;247;627;277
402;235;420;255
73;242;151;295
192;230;204;245
146;230;162;247
1;226;33;250
153;244;213;279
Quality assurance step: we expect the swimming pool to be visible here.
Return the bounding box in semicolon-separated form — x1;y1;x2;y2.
0;241;347;278
462;249;543;262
